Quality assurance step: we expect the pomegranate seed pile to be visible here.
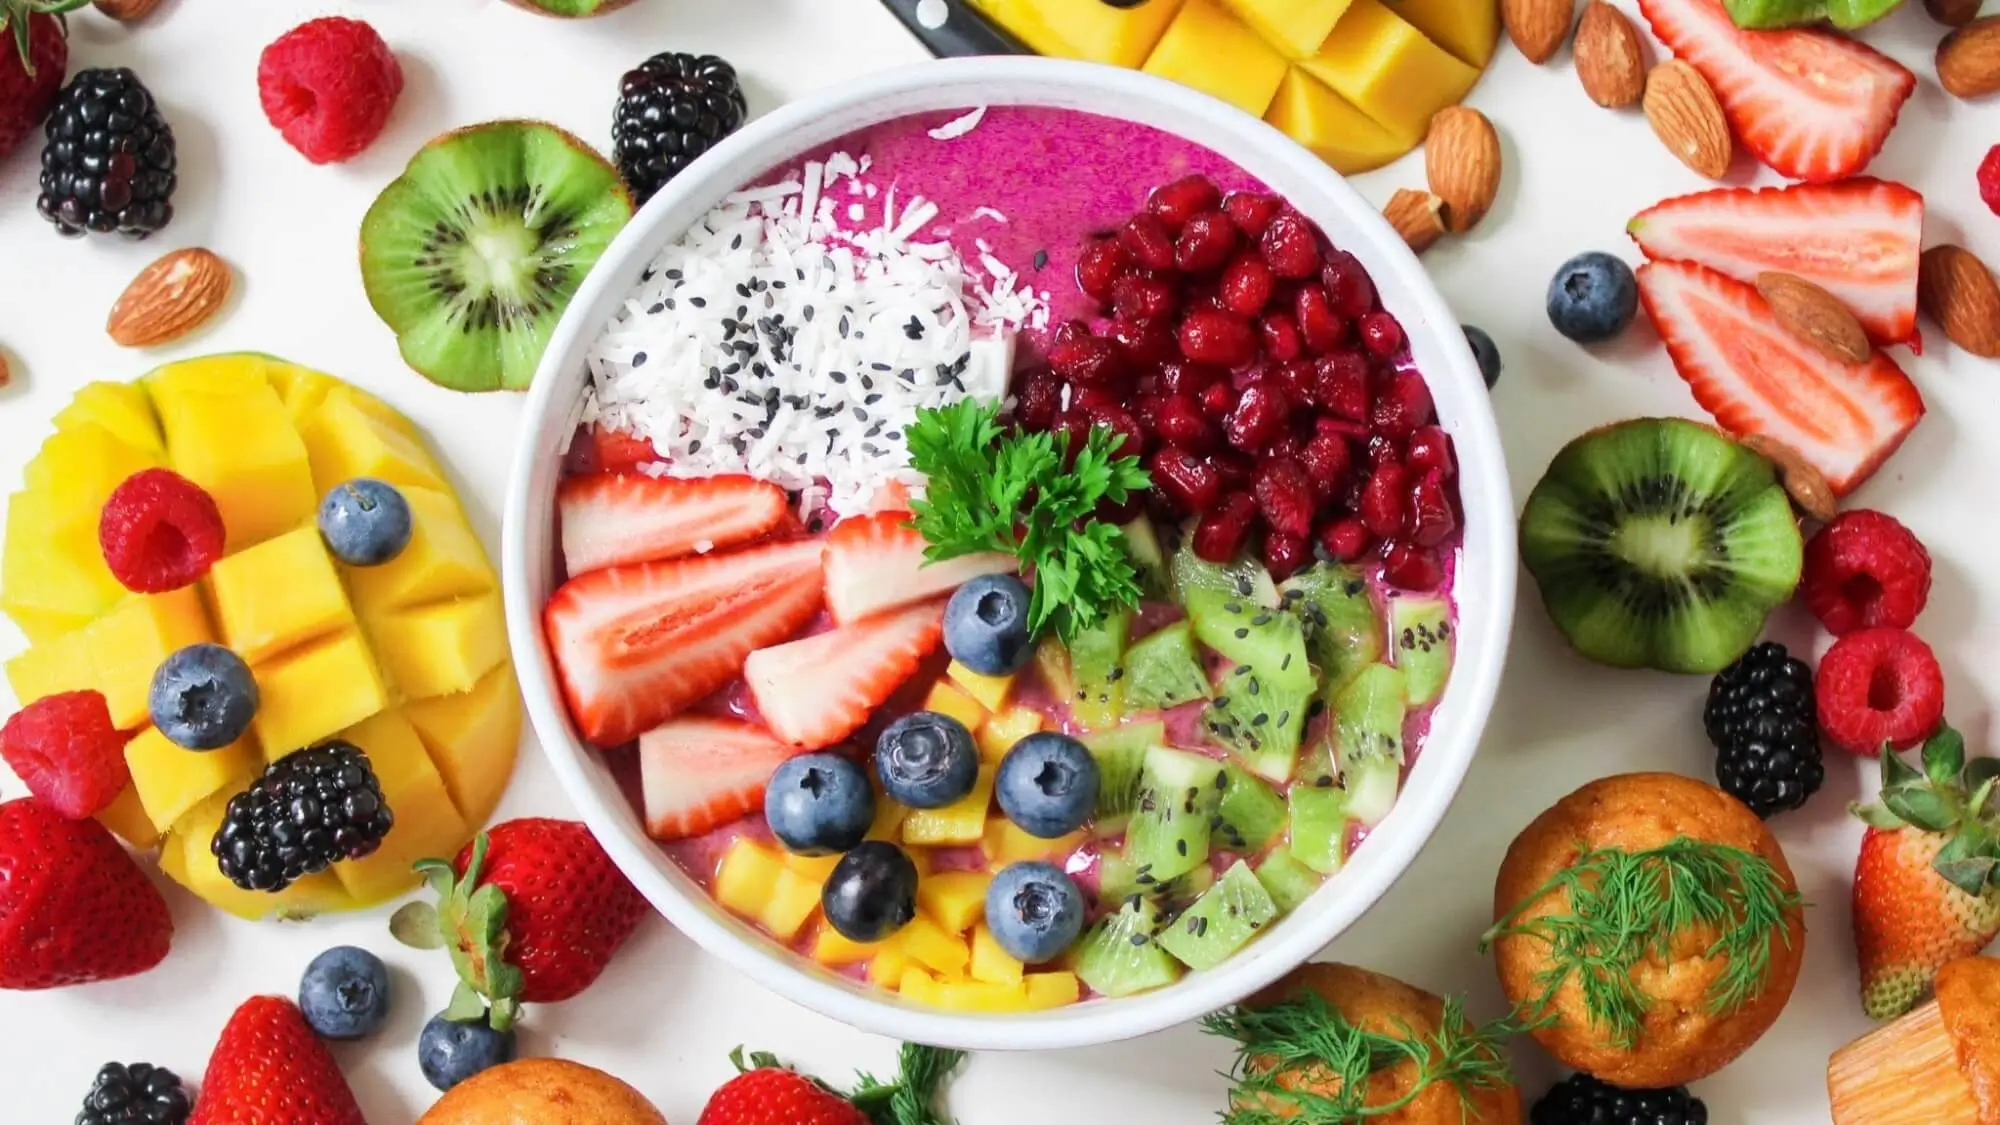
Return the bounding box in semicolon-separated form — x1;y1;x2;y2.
1015;174;1460;589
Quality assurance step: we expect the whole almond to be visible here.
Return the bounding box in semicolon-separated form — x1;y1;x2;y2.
1919;244;2000;358
106;247;231;348
1425;107;1501;233
1755;272;1871;364
1643;60;1732;179
0;352;11;391
93;0;160;20
1503;0;1576;63
1384;189;1451;254
1740;434;1837;523
1575;1;1647;108
1926;0;1982;26
1938;16;2000;98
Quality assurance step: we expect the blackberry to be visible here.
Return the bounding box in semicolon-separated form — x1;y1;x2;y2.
611;52;746;205
37;68;177;239
76;1062;190;1125
1705;640;1825;818
212;740;393;893
1531;1073;1707;1125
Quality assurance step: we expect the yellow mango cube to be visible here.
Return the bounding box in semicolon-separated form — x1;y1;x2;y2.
4;629;88;712
151;372;316;552
54;381;163;453
761;869;825;940
1219;0;1355;55
897;966;946;1007
162;789;355;920
330;709;470;905
1297;0;1481;144
714;839;819;941
978;707;1046;762
897;913;971;978
1386;0;1501;66
867;797;908;842
404;662;521;829
96;785;162;850
933;979;1034;1013
784;850;844;882
23;422;160;509
1265;70;1412;175
811;923;885;966
1025;971;1082;1009
970;924;1025;985
344;487;494;616
869;946;911;988
1144;0;1290;117
901;768;994;846
983;819;1085;866
967;0;1184;66
947;661;1016;712
301;386;447;495
144;352;270;398
251;631;389;760
210;526;354;665
366;594;507;699
1;490;122;642
918;870;993;934
6;586;212;727
267;360;417;439
126;725;258;833
922;680;987;734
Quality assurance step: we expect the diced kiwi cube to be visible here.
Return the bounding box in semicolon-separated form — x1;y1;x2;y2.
1068;608;1131;732
1335;663;1407;828
1082;720;1164;834
1288;785;1349;875
1214;764;1288;853
1389;593;1453;707
1281;563;1384;692
1072;894;1184;997
1185;592;1313;695
1120;517;1171;600
1124;620;1212;711
1125;746;1225;883
1170;540;1278;609
1253;845;1322;914
1202;664;1311;784
1156;861;1279;971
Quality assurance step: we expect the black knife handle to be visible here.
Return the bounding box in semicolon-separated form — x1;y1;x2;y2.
878;0;1031;56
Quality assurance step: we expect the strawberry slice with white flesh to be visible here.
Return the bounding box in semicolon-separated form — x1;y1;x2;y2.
746;599;946;749
640;716;800;841
822;510;1016;625
1639;0;1914;183
558;473;790;576
544;538;826;747
1629;179;1923;348
1637;260;1924;496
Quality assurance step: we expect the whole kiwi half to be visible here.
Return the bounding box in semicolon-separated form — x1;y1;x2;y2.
359;120;633;392
502;0;637;17
1518;417;1803;674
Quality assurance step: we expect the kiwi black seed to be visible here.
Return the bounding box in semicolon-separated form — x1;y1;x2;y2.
359;120;634;392
1518;417;1803;674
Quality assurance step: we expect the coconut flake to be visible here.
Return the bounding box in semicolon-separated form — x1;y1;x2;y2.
928;106;987;141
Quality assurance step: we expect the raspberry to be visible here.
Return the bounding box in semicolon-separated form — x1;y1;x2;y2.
98;468;226;594
1802;510;1932;634
1981;145;2000;218
1816;627;1945;755
1;691;130;819
258;17;403;165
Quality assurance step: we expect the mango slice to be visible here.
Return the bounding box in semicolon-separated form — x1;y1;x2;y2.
1143;0;1290;117
1297;0;1482;144
1265;70;1412;175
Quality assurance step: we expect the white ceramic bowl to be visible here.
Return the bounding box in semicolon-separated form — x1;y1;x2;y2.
503;56;1515;1051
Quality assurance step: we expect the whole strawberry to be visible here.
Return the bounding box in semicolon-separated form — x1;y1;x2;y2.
0;797;172;990
257;16;402;164
1852;726;2000;1020
696;1045;964;1125
190;996;367;1125
0;1;85;162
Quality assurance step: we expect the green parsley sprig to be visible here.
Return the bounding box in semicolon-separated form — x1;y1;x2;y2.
905;398;1150;643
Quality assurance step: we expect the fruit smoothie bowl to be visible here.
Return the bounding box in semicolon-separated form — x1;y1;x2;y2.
501;58;1515;1050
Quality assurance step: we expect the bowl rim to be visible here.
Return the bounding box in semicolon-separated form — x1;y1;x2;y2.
502;55;1517;1050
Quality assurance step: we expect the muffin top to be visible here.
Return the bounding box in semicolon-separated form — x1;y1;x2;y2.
417;1058;666;1125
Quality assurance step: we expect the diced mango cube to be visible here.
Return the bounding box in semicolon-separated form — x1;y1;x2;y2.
1297;0;1482;144
783;850;843;882
403;662;521;829
869;946;911;988
896;913;971;978
1386;0;1501;66
6;586;212;727
330;709;470;905
866;797;908;842
144;352;270;398
715;839;819;941
210;527;354;665
150;371;316;552
261;359;340;426
4;629;87;712
978;707;1046;762
54;381;163;453
301;386;446;495
1265;70;1412;175
970;923;1025;985
966;0;1185;66
811;923;885;966
932;979;1034;1013
1218;0;1355;55
366;594;507;699
982;819;1085;866
922;680;987;734
2;492;118;642
1143;0;1289;117
96;785;162;850
901;768;994;846
344;487;494;616
947;662;1016;712
126;725;258;833
251;631;389;760
1025;971;1082;1009
162;788;355;920
23;422;160;510
762;868;825;940
918;870;993;934
898;966;946;1007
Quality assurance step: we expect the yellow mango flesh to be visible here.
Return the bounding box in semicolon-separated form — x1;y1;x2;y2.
1025;971;1082;1009
209;526;354;666
869;946;911;988
897;914;971;978
126;725;259;834
162;788;356;920
1297;0;1481;145
149;363;316;552
365;593;508;700
982;819;1084;867
966;0;1184;67
329;709;469;905
6;587;213;729
977;707;1046;762
54;381;163;453
715;839;820;941
343;486;494;617
1265;70;1411;175
969;923;1024;985
1143;0;1290;118
812;923;885;967
1219;0;1356;55
917;870;992;934
250;630;389;760
301;385;447;495
901;767;994;846
1386;0;1500;66
403;662;521;830
96;785;162;850
946;662;1015;712
922;680;986;735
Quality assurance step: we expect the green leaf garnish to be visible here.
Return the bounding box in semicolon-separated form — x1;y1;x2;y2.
735;1043;965;1125
1852;729;2000;897
406;833;524;1032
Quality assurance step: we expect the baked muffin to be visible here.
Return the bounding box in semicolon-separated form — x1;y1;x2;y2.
1487;772;1805;1088
1217;962;1523;1124
1830;955;2000;1124
418;1058;666;1125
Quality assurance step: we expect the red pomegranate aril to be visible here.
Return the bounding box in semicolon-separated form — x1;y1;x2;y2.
1259;312;1303;362
1015;371;1062;431
1193;492;1260;562
1150;447;1224;514
1299;431;1351;499
1360;311;1405;358
1360;463;1411;539
1405;425;1455;480
1156;394;1219;452
1076;241;1132;301
1266;433;1304;460
1150;174;1222;232
1254;457;1315;540
1133;394;1163;431
1179;309;1258;367
1224;191;1282;239
1316;414;1369;443
1072;384;1120;414
1371;369;1435;438
1210;449;1256;492
1111;274;1180;321
1089;404;1150;458
1050;334;1125;385
1322;250;1377;320
1199;381;1235;419
1274;360;1318;405
1219;254;1276;317
1263;530;1312;581
1051;318;1090;351
1224;382;1290;451
1318;517;1372;563
1119;213;1177;271
1110;316;1178;368
1175;211;1239;274
1407;471;1457;547
1366;434;1405;469
1315;352;1371;423
1294;284;1348;355
1159;361;1221;399
1095;493;1146;525
1260;213;1322;279
1382;540;1444;591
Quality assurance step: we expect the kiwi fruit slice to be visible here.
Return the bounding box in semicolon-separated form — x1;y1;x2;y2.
1253;845;1321;914
1081;721;1164;835
1519;418;1802;674
1072;894;1183;997
1155;860;1279;971
1067;608;1131;732
359;120;634;392
1389;594;1452;707
1123;621;1211;711
504;0;634;15
1281;563;1383;692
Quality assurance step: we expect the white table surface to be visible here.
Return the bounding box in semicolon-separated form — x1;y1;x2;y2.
3;0;1995;1120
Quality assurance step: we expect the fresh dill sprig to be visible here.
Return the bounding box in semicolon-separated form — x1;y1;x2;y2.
1477;837;1802;1049
849;1043;966;1125
1202;990;1522;1124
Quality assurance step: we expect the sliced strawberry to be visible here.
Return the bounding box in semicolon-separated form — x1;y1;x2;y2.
559;473;790;576
746;600;946;749
866;479;914;514
544;538;826;747
1639;0;1914;183
639;717;800;841
1629;179;1923;348
586;425;662;474
823;511;1016;625
1637;260;1924;496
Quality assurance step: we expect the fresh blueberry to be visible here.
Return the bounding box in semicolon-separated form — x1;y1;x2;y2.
1546;252;1639;343
943;573;1035;676
765;752;874;856
995;731;1098;839
1463;324;1502;388
318;478;413;567
984;861;1085;963
418;1013;516;1092
820;840;919;942
875;711;979;809
298;945;391;1040
149;643;258;750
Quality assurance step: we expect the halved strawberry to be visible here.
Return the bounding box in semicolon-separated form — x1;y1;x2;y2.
823;511;1015;625
1629;178;1924;348
746;600;946;749
544;538;826;747
1639;0;1914;183
586;425;661;474
639;717;800;841
559;473;790;576
1637;260;1924;496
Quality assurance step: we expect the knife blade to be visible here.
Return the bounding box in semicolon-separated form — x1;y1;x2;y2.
876;0;1031;57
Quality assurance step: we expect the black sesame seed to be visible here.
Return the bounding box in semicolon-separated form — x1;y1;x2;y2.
690;296;707;308
1033;249;1049;271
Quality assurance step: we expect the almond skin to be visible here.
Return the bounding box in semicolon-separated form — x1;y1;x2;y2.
0;351;11;391
1919;245;2000;358
106;247;232;348
1643;60;1732;179
1383;189;1451;254
1503;0;1575;63
93;0;161;20
1938;16;2000;99
1740;434;1837;523
1424;107;1501;233
1926;0;1982;26
1575;1;1647;108
1755;271;1871;364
